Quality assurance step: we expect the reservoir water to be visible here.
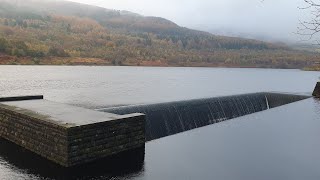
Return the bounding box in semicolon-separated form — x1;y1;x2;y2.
0;66;318;109
0;66;320;180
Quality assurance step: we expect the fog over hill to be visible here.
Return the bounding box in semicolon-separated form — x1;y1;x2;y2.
0;0;320;69
69;0;311;44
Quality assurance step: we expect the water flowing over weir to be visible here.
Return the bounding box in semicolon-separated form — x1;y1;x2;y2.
99;92;309;141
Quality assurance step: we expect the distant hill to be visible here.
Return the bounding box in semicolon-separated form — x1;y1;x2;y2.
0;0;319;68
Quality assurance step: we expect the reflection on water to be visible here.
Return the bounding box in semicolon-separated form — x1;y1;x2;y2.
138;98;320;180
0;66;318;109
2;98;320;180
0;66;319;179
0;138;144;180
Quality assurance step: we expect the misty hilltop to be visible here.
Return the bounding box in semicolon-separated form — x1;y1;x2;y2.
0;0;319;68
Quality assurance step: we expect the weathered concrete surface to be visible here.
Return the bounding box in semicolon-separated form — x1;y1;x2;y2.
0;98;145;167
313;82;320;97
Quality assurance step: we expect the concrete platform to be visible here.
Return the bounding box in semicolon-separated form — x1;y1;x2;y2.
0;96;145;167
2;99;142;127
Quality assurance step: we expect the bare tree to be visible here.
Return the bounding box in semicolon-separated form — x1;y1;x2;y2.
298;0;320;44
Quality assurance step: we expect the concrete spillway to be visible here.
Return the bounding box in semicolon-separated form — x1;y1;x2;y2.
0;92;310;167
100;92;309;141
0;96;145;167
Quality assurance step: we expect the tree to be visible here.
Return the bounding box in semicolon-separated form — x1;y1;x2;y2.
48;47;70;57
298;0;320;43
12;49;26;57
0;38;8;52
14;41;28;50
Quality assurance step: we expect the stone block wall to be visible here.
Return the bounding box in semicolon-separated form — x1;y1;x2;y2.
0;103;145;167
0;104;69;166
67;114;145;166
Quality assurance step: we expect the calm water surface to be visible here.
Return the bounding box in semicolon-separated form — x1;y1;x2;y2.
0;66;318;109
0;66;320;180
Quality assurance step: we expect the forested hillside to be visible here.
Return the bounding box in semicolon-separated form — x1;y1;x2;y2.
0;0;319;68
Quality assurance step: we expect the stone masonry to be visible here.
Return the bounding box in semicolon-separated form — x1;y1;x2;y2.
0;97;145;167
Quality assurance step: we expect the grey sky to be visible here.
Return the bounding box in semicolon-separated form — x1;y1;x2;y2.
68;0;310;43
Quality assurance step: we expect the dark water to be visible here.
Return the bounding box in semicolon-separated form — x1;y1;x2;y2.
100;92;309;141
138;98;320;180
0;66;320;179
1;97;320;180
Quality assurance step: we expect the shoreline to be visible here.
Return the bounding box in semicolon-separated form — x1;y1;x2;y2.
0;56;313;71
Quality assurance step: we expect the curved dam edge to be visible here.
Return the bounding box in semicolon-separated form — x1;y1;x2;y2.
99;92;310;141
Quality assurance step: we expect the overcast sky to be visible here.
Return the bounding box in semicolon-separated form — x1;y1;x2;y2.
68;0;311;43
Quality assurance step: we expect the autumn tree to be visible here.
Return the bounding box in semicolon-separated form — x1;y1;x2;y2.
0;38;8;52
48;47;69;57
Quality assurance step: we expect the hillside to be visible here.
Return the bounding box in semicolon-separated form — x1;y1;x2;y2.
0;0;319;68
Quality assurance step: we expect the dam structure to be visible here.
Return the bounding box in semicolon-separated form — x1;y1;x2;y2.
0;91;311;168
100;92;309;141
0;96;145;167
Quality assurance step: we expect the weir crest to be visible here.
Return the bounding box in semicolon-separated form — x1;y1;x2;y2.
99;92;309;141
0;92;311;167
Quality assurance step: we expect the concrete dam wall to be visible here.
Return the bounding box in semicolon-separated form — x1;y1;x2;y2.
100;92;309;141
0;92;309;167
